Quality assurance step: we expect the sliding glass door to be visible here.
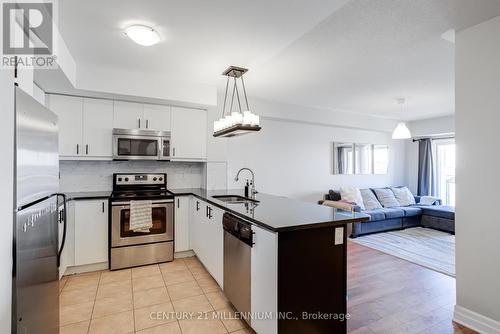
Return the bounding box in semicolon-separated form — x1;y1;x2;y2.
434;139;455;206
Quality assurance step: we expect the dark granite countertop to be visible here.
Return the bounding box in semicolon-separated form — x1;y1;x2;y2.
168;188;369;233
64;191;112;201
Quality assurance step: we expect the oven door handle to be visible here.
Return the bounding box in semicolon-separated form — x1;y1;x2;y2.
111;199;173;206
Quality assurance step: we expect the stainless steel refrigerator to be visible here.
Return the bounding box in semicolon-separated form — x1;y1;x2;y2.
14;86;65;334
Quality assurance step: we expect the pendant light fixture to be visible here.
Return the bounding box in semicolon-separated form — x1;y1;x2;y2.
392;98;412;139
213;66;261;137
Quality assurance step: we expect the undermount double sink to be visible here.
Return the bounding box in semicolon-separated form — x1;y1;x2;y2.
212;195;259;204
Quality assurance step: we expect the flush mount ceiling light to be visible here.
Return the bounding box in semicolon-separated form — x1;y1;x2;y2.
124;25;160;46
392;98;412;139
213;66;261;138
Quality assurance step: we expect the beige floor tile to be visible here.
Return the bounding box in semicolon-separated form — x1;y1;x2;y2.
205;291;232;310
60;301;94;326
100;269;131;284
132;274;165;292
135;321;182;334
178;311;228;334
59;320;90;334
231;329;253;334
167;281;203;301
171;294;214;313
197;277;221;293
88;310;134;334
134;302;176;331
132;264;161;279
134;286;170;309
92;294;133;319
96;280;132;300
216;308;247;333
162;269;195;286
183;257;203;268
159;260;188;273
64;277;100;292
59;277;68;293
190;267;212;280
60;286;97;307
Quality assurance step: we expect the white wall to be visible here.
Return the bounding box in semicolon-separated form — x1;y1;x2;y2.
59;161;204;192
454;15;500;333
0;69;14;332
223;97;406;203
404;115;455;194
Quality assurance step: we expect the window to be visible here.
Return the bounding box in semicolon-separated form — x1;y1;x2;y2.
434;139;455;206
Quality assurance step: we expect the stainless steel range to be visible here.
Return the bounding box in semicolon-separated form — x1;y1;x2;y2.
109;173;174;270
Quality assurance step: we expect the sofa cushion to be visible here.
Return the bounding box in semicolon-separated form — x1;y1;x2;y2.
381;208;405;219
363;209;386;222
391;186;416;206
360;189;383;210
400;206;422;217
421;206;455;220
328;189;341;201
372;188;400;208
340;187;365;210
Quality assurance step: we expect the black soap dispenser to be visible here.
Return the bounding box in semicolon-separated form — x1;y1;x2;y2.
244;179;250;198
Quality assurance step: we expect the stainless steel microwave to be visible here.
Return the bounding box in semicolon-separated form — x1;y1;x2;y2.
112;128;170;160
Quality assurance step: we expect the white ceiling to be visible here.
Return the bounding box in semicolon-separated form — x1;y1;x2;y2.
58;0;500;121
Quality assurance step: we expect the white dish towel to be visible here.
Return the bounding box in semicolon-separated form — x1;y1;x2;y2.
129;200;153;232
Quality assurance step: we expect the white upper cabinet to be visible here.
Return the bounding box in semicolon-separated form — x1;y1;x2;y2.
113;101;144;129
171;107;207;160
83;98;113;157
143;104;171;131
47;94;83;157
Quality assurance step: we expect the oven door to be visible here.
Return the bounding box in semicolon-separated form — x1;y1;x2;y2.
113;134;161;160
111;199;173;247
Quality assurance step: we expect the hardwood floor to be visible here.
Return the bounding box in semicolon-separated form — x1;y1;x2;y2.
347;241;476;334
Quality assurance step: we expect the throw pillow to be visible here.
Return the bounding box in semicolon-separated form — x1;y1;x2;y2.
360;189;383;210
339;187;365;210
372;188;400;208
391;187;416;206
328;189;341;201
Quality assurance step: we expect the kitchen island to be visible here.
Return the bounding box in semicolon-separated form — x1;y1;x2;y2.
170;189;369;334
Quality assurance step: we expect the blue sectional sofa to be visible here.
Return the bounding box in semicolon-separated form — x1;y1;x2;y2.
322;189;454;238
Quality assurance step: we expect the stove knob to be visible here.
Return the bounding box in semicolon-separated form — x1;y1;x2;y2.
153;177;157;181
125;177;129;182
159;177;163;181
118;178;122;182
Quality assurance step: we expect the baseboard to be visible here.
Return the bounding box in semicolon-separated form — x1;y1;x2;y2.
63;262;108;276
174;250;195;259
454;305;500;334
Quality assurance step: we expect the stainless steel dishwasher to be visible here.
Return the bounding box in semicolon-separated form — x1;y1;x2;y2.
223;213;253;321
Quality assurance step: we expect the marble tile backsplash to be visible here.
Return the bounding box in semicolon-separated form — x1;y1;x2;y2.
59;160;204;192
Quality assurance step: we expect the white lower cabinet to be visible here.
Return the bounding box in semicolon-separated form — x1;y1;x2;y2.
58;201;75;278
188;198;223;287
174;196;190;252
74;199;109;266
251;226;278;334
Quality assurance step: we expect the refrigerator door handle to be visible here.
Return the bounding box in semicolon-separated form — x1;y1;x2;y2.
54;193;67;268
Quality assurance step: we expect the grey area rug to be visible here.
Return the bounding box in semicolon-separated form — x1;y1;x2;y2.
350;227;455;276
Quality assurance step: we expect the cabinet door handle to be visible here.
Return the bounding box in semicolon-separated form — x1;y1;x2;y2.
146;119;149;129
86;144;89;155
138;118;141;128
76;144;79;155
206;206;209;218
173;148;176;157
196;201;200;211
208;207;213;219
102;202;105;213
177;198;180;208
